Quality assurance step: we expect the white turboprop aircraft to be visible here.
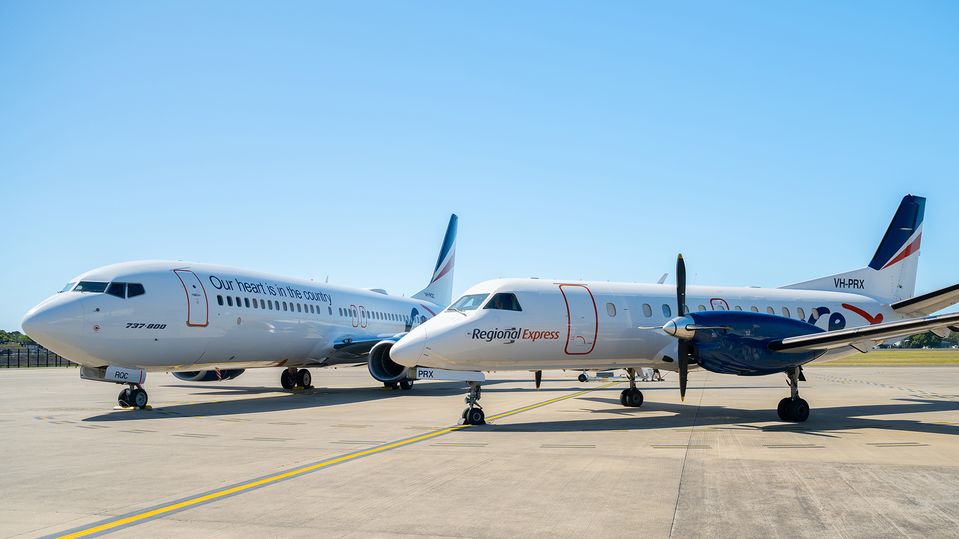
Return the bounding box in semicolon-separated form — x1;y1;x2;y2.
21;215;458;409
383;195;959;425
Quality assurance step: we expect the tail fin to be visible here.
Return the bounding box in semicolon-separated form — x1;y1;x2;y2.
782;195;925;301
412;214;458;306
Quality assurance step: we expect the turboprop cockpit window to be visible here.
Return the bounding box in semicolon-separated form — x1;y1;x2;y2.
484;293;522;312
74;281;109;293
447;293;489;312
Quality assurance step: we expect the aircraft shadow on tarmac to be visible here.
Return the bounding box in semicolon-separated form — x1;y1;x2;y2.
81;379;501;422
476;392;959;438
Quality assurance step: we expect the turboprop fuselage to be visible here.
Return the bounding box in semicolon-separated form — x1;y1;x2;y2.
388;278;899;373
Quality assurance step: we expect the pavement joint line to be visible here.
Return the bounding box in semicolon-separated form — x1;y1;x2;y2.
49;381;620;539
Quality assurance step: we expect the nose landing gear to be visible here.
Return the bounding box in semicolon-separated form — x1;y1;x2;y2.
461;381;485;425
619;368;644;407
117;384;149;409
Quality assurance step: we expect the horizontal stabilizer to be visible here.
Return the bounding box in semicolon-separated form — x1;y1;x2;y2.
770;312;959;353
891;283;959;316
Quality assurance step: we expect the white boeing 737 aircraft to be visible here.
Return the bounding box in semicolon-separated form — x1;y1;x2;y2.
22;215;458;409
382;196;959;425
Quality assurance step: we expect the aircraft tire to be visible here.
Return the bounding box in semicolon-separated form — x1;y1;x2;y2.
131;388;148;409
118;388;132;407
619;390;628;406
626;388;644;407
399;379;413;390
281;370;295;390
296;369;312;388
777;398;791;421
464;407;485;425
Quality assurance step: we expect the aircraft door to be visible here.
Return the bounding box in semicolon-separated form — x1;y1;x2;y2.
560;284;598;355
174;270;209;327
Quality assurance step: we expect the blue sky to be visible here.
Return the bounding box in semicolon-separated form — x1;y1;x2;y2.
1;1;957;330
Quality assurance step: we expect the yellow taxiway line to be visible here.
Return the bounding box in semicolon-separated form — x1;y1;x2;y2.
55;381;620;538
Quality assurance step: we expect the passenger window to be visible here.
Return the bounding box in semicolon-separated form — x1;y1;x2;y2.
750;306;759;312
106;282;126;298
268;300;273;310
662;304;672;317
227;296;234;307
697;305;706;312
309;305;314;314
797;307;806;320
766;307;775;315
283;302;288;311
606;303;616;317
734;305;742;311
127;283;145;297
217;295;224;306
642;303;652;317
244;298;251;308
297;303;302;312
252;299;258;309
235;297;241;307
484;293;522;311
781;307;790;317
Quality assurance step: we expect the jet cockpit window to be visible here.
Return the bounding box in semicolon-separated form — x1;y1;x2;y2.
74;281;109;293
447;293;489;312
484;293;522;311
60;282;76;293
106;282;127;298
127;283;145;297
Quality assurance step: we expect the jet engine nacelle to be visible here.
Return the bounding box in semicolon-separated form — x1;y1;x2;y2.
171;369;245;382
367;341;409;383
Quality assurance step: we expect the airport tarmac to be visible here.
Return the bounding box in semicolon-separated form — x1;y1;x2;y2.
3;366;959;538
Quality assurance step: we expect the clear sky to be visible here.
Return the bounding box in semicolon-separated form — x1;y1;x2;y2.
1;2;957;330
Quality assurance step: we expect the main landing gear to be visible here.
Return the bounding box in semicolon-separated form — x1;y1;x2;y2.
619;368;644;408
777;367;810;422
461;381;485;425
280;367;312;390
117;384;148;409
383;379;415;390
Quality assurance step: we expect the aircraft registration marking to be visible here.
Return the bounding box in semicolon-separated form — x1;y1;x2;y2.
53;381;621;539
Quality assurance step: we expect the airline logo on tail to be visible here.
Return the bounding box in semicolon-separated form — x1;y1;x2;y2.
868;195;925;271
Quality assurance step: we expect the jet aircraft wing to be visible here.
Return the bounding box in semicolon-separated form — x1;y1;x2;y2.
769;312;959;353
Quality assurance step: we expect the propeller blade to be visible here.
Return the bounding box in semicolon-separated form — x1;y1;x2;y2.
535;370;542;389
676;254;686;316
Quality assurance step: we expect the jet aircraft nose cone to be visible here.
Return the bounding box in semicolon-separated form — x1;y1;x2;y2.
21;298;81;350
390;326;428;367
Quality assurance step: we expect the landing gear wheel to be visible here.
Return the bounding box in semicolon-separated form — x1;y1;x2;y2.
118;388;132;407
463;407;485;425
626;388;644;407
399;379;413;390
777;398;791;420
280;369;295;390
130;387;148;409
296;369;312;388
384;381;399;390
578;373;589;383
777;398;810;422
619;390;629;406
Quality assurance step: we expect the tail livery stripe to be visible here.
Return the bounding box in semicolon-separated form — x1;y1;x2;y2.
430;252;455;284
432;215;458;275
880;233;921;270
868;195;925;270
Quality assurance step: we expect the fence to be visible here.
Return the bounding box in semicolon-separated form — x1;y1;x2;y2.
0;348;77;368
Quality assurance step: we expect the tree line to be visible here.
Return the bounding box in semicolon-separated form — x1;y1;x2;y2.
0;330;36;346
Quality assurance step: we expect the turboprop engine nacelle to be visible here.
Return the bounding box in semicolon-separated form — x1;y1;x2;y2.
171;369;246;382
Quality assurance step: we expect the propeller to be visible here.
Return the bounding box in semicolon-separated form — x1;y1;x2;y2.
535;370;542;389
676;254;689;401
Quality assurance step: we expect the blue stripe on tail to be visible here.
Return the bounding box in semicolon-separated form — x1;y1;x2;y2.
432;214;458;274
868;195;925;270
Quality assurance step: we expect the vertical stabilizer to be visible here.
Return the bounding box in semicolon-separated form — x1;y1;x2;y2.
412;214;458;307
781;195;924;302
